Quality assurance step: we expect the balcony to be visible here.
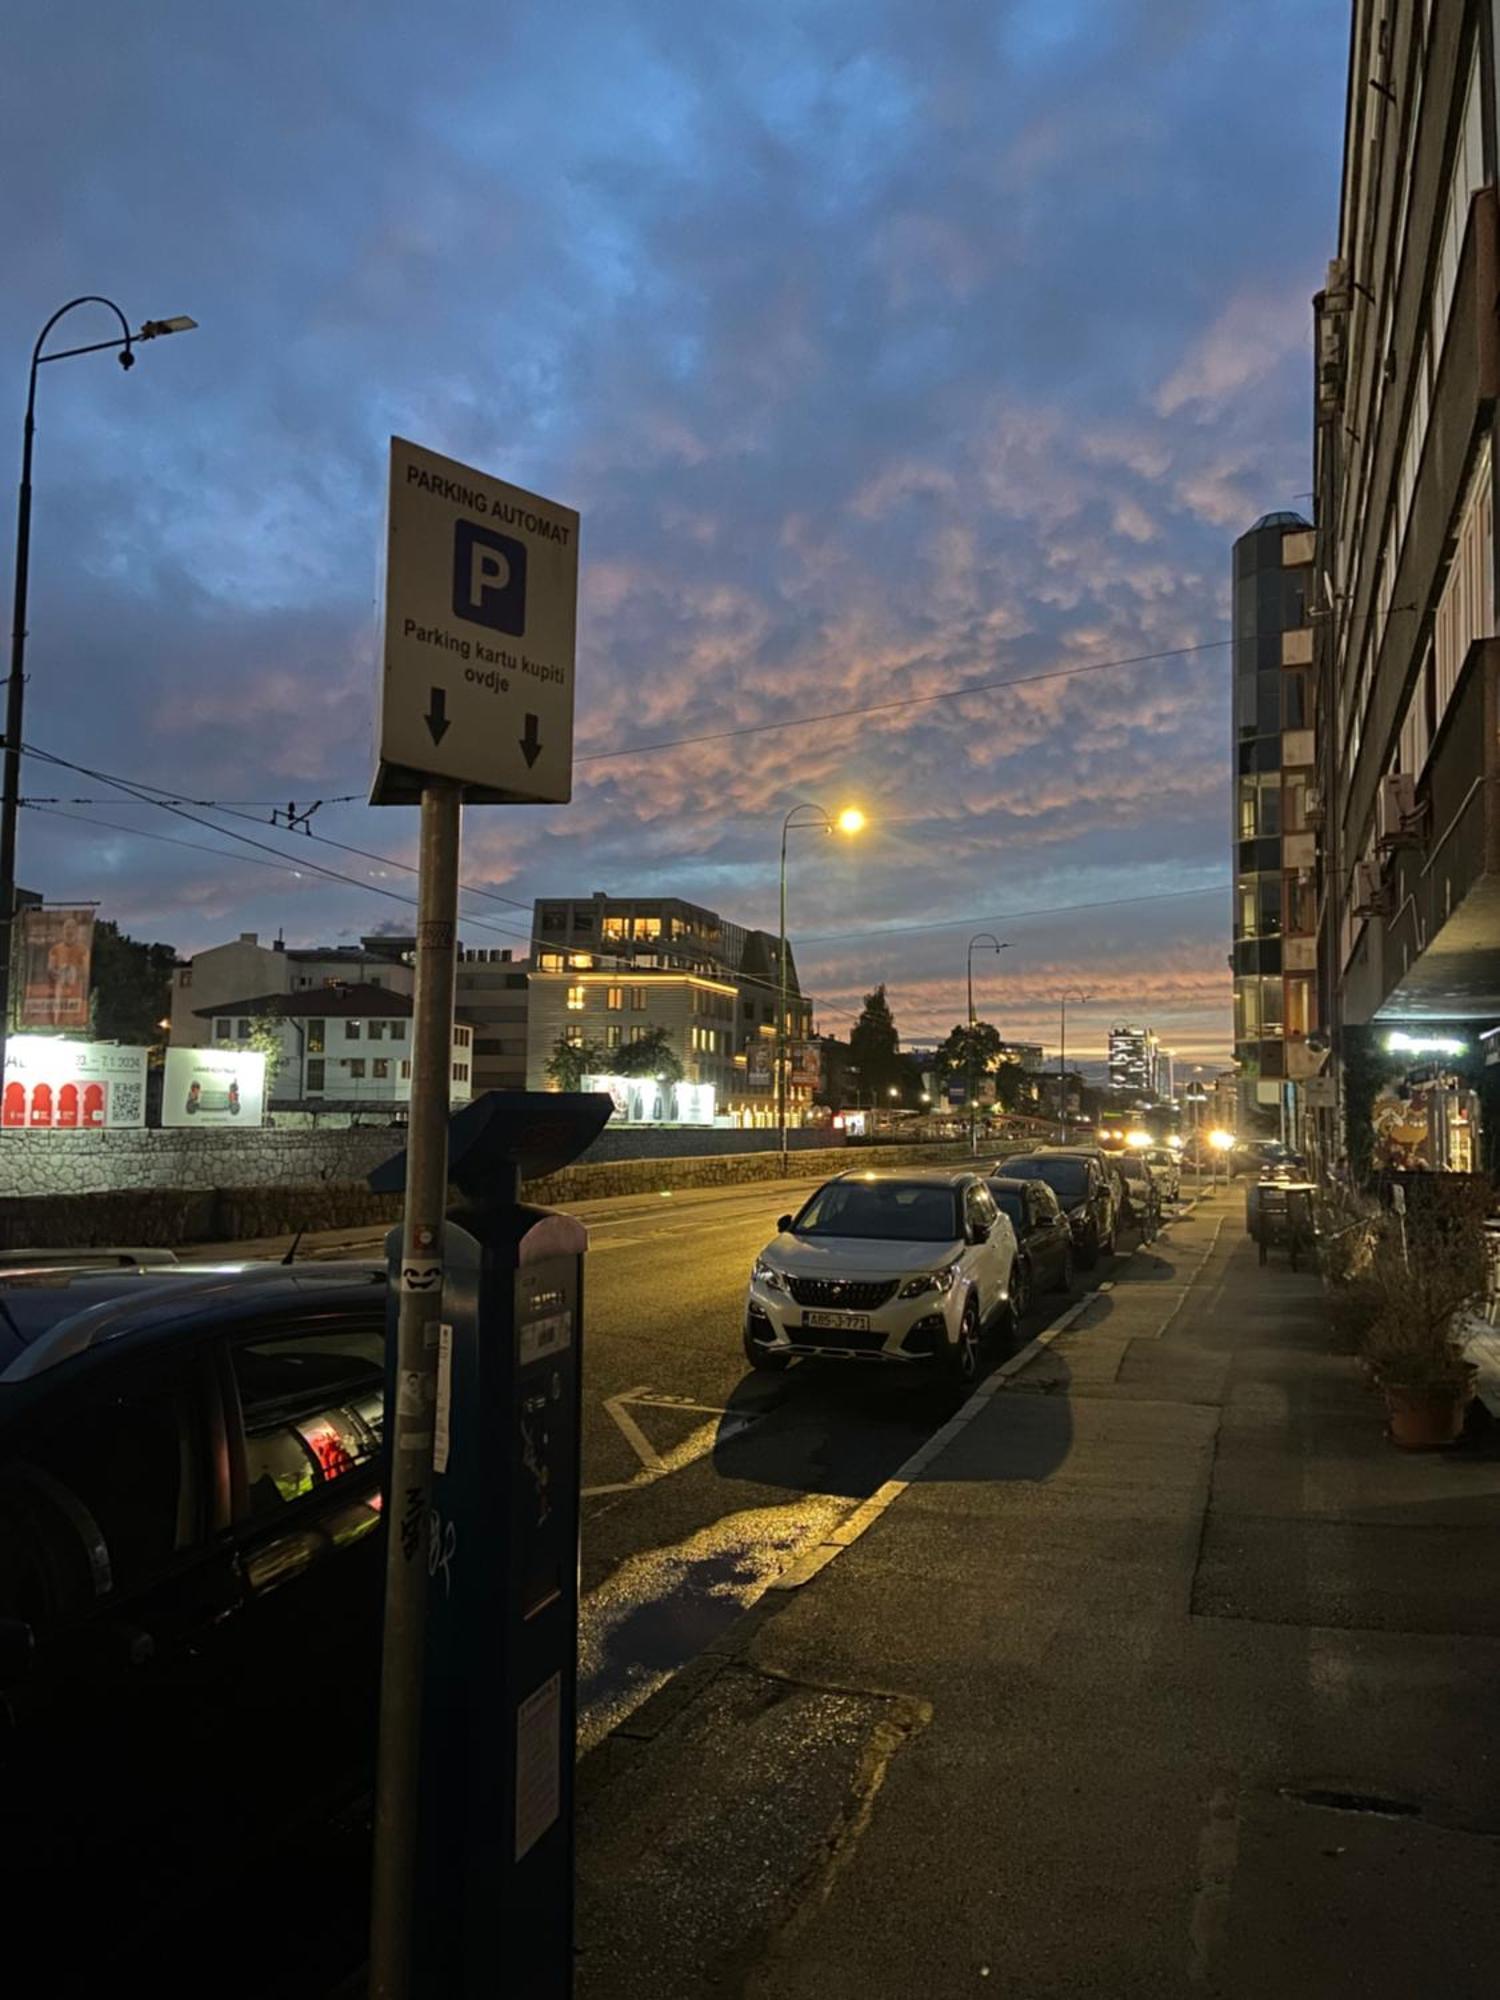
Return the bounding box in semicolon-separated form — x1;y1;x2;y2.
1372;638;1500;1018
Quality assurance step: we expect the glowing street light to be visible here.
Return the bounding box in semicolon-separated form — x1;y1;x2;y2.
777;801;866;1167
835;806;867;836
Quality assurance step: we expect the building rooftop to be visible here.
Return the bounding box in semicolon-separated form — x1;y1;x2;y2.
195;983;413;1020
1247;509;1312;532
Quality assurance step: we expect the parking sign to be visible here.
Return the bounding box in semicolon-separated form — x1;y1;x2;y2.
373;438;579;805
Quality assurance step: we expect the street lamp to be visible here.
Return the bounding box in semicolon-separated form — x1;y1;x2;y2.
1208;1127;1235;1188
1056;990;1090;1142
778;800;863;1169
966;933;1008;1154
1;298;197;1082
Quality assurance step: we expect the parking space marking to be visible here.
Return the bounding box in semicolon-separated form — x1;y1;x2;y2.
602;1385;668;1474
585;1385;761;1501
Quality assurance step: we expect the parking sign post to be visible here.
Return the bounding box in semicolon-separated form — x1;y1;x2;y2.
368;437;579;1999
369;777;462;2000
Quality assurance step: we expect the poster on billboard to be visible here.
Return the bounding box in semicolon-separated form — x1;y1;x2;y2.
747;1038;773;1086
3;1037;147;1129
18;906;95;1030
162;1047;266;1128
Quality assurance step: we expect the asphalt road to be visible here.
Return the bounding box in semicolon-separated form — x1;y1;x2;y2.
209;1173;1164;1750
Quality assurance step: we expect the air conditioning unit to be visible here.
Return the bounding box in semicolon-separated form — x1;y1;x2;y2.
1376;771;1420;852
1304;786;1325;829
1352;859;1391;920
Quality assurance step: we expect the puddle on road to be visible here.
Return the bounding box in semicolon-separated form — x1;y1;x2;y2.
578;1494;849;1753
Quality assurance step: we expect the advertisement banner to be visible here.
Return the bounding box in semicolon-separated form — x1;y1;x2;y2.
3;1037;146;1129
18;906;94;1030
163;1047;266;1128
747;1038;773;1087
790;1040;821;1092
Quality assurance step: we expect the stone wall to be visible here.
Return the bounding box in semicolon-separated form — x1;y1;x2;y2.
0;1134;1028;1251
0;1127;403;1200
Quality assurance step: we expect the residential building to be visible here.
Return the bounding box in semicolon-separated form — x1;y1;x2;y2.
196;983;472;1114
1312;1;1500;1164
530;893;815;1123
171;927;530;1098
1231;512;1319;1140
171;931;415;1045
525;969;741;1119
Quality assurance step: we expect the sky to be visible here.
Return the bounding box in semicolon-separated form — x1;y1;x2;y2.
1;0;1349;1068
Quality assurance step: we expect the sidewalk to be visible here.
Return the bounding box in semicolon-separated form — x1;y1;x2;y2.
575;1190;1500;1999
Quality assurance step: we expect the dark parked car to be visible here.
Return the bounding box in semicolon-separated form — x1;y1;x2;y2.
0;1259;390;1992
999;1152;1117;1267
986;1175;1075;1308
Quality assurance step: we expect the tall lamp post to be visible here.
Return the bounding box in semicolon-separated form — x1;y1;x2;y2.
1057;990;1090;1141
2;298;196;1081
965;933;1008;1154
778;801;863;1169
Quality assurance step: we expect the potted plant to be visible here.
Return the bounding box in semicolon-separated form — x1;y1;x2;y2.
1358;1187;1490;1449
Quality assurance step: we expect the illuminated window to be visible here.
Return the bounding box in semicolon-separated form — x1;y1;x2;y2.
307;1020;325;1054
565;1026;585;1048
606;1024;623;1049
634;916;662;940
631;987;647;1011
602;915;628;941
607;986;623;1010
566;985;586;1011
538;952;563;972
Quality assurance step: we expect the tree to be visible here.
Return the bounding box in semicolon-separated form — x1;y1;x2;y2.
934;1021;1003;1085
848;984;902;1095
614;1025;684;1084
89;921;178;1044
546;1034;607;1092
243;1006;288;1095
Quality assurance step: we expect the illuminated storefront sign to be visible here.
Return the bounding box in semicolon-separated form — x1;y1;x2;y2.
162;1047;267;1127
1384;1031;1468;1058
582;1074;717;1125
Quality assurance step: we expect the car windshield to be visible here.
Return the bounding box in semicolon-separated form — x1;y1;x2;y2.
1121;1158;1148;1180
793;1180;960;1242
1006;1157;1089;1197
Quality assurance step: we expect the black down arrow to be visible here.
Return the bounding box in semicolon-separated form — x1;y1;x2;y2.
519;713;542;767
424;687;450;745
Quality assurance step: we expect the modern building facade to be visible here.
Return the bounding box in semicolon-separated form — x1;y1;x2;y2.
1107;1024;1151;1098
530;893;816;1122
1312;1;1500;1164
524;969;741;1117
1231;512;1319;1138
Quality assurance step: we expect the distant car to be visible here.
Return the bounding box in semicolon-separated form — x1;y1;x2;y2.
1115;1154;1162;1237
1037;1143;1129;1214
1000;1152;1117;1267
1142;1147;1181;1200
744;1170;1020;1383
986;1175;1074;1306
0;1258;390;1988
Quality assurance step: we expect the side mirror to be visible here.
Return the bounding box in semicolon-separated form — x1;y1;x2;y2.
776;1214;794;1234
0;1616;35;1687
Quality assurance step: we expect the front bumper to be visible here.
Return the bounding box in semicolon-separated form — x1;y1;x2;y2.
745;1279;962;1364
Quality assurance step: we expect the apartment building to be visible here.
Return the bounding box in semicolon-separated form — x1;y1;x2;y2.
196;983;473;1113
530;893;816;1122
1231;512;1320;1138
1312;1;1500;1160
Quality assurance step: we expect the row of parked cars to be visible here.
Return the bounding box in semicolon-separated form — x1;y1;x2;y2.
743;1143;1184;1384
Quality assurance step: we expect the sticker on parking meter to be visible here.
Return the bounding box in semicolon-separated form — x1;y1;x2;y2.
518;1309;572;1368
433;1324;453;1473
515;1672;561;1860
400;1260;442;1292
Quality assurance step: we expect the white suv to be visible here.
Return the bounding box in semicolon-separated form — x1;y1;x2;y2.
743;1169;1019;1384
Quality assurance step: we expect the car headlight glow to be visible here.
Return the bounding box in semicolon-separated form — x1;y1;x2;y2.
752;1259;787;1292
900;1260;962;1300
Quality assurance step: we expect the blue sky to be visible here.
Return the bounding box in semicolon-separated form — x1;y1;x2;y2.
1;0;1349;1064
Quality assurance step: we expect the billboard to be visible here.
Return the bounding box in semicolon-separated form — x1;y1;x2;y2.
747;1037;773;1087
163;1047;266;1128
3;1037;146;1129
18;906;94;1030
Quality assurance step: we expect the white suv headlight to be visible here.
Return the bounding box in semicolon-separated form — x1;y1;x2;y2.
752;1258;787;1292
899;1260;962;1300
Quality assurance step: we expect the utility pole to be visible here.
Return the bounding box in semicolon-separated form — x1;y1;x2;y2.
1057;991;1089;1143
966;933;1006;1155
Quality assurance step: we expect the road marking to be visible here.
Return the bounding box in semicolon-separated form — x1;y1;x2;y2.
1187;1782;1241;1985
601;1385;667;1474
585;1386;761;1500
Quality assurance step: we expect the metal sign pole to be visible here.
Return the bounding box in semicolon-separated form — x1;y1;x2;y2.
370;777;462;2000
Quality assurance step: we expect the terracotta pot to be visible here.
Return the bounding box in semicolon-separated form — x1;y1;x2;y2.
1383;1382;1466;1449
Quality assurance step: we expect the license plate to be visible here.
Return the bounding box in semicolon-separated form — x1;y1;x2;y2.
804;1310;871;1331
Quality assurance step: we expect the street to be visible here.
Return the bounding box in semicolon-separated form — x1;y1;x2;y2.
217;1171;1167;1758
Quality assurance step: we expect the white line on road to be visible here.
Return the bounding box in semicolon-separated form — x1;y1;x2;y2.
601;1386;667;1474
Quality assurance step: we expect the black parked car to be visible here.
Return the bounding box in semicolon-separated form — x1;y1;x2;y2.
0;1259;390;1993
986;1175;1075;1309
999;1152;1117;1267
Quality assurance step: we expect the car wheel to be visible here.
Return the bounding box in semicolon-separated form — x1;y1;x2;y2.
1010;1257;1032;1321
945;1297;983;1385
743;1323;791;1371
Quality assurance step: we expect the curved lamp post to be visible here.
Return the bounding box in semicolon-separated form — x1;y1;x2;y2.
1;297;196;1075
778;802;863;1167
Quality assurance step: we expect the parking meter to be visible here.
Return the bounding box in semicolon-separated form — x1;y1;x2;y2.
372;1090;612;1997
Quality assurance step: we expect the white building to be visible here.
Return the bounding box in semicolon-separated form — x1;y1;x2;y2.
172;931;415;1046
195;983;471;1114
